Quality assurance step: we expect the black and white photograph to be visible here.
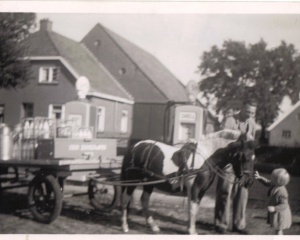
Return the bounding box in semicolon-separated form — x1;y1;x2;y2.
0;1;299;237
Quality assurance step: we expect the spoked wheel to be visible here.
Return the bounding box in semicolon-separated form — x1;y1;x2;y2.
28;174;62;223
88;178;121;212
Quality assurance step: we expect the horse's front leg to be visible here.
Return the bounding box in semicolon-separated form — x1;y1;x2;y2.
190;192;207;235
141;185;160;233
121;186;136;232
185;177;194;233
188;180;205;235
188;200;200;235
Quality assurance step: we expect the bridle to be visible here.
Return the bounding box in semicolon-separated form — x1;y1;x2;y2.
182;143;254;186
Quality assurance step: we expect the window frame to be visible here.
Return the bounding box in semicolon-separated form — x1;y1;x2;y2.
39;66;59;84
48;104;65;120
96;107;105;132
22;103;34;119
120;110;129;133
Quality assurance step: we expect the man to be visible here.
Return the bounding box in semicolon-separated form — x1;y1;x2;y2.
214;101;257;234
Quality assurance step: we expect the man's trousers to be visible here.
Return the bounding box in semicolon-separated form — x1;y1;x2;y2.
214;164;248;230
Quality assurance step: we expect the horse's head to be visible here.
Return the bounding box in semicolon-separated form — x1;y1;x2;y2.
228;135;257;188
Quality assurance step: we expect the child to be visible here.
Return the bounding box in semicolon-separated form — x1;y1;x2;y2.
254;168;292;235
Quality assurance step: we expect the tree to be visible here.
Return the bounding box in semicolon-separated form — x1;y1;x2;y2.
198;39;300;141
0;13;36;89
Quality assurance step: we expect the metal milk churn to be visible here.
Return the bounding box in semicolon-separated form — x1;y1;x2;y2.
0;124;13;160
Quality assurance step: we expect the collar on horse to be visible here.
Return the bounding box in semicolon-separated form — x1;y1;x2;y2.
180;142;198;174
139;141;198;190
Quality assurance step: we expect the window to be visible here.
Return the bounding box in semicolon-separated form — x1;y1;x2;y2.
22;103;34;118
0;105;4;123
119;68;126;75
120;110;128;133
49;104;65;120
94;40;101;46
282;130;291;139
39;67;59;83
96;107;105;132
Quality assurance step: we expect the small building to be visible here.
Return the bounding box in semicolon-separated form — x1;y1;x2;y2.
267;101;300;147
0;19;134;150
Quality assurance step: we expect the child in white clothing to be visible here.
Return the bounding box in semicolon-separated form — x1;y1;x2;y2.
254;168;292;235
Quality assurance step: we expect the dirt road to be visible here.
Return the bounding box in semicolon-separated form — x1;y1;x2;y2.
0;173;299;235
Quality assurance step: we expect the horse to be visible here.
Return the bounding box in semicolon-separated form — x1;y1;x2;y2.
120;131;256;234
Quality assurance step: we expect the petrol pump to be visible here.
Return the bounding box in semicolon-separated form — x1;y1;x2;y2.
163;102;205;145
172;105;204;145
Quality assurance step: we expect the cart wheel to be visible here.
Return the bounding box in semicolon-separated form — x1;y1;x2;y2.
88;179;121;212
28;174;62;223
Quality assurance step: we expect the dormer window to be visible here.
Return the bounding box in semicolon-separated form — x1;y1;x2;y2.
39;66;59;83
94;40;101;47
119;68;126;75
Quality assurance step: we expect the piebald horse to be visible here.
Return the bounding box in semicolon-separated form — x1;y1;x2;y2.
120;130;256;234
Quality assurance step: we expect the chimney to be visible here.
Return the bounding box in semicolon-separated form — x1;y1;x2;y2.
40;19;52;32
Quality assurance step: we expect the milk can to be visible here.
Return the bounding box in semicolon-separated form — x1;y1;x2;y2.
0;124;13;160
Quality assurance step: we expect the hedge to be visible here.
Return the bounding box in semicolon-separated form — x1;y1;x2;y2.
254;145;300;176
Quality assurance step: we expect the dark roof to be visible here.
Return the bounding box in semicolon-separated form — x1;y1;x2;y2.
99;25;189;103
23;30;133;101
22;31;59;56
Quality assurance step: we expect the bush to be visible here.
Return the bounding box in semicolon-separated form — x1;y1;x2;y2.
254;145;300;176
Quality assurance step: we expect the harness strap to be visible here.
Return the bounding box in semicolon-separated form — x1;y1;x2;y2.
127;141;252;187
190;142;198;170
143;141;157;171
194;148;242;184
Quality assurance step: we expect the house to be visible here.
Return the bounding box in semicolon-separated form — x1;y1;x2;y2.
81;23;200;144
267;101;300;147
0;19;134;150
0;19;208;150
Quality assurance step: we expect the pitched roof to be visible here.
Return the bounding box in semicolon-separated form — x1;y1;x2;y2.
23;29;133;102
99;25;189;103
267;101;300;131
22;30;60;56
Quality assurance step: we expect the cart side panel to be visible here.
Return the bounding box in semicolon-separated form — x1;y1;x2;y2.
36;138;117;161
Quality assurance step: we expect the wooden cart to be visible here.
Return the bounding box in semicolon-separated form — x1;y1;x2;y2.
0;158;122;224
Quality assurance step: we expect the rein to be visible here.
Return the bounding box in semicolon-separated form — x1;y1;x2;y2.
185;146;254;185
119;141;253;187
192;148;241;184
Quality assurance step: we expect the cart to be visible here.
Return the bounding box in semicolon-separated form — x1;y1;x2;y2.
0;158;122;224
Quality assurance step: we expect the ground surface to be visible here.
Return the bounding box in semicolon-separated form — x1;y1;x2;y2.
0;173;299;235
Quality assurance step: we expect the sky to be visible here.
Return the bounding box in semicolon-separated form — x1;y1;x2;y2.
2;1;300;112
33;12;300;88
3;2;300;87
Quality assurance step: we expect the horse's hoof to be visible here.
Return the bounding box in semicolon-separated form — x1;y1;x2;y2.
188;228;198;235
151;225;160;233
147;216;160;233
122;224;129;233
